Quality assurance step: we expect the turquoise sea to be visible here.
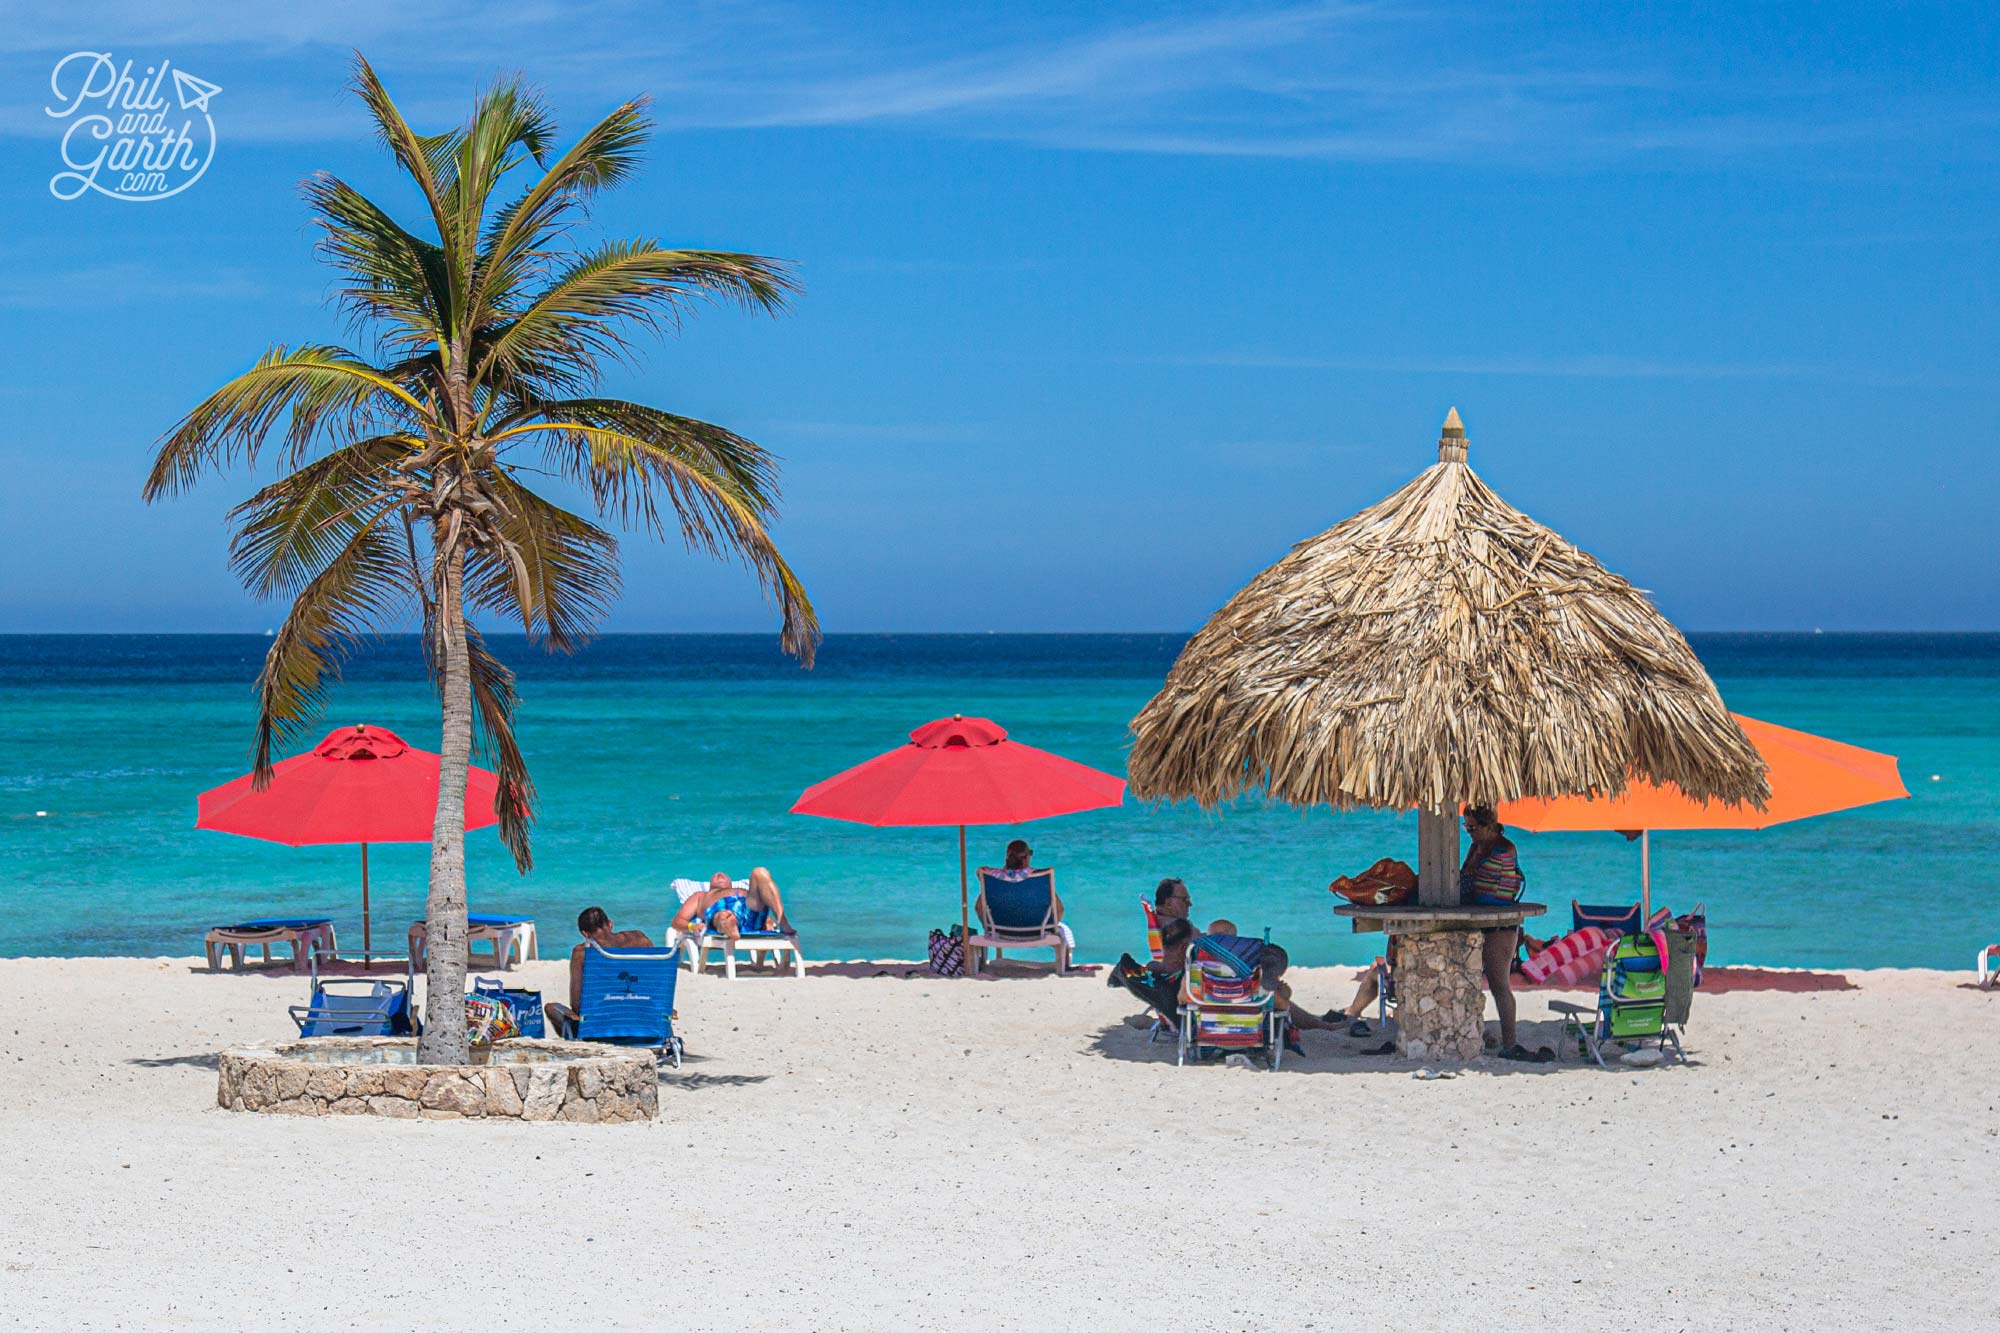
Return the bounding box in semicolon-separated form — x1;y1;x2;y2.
2;633;1992;970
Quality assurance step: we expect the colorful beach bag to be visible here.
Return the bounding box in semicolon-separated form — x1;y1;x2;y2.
928;926;965;977
473;977;545;1039
464;992;520;1044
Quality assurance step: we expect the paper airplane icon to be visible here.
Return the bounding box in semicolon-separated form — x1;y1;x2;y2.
172;69;221;113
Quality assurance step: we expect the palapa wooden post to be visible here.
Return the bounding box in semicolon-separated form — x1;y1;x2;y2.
1416;409;1469;908
1416;808;1460;906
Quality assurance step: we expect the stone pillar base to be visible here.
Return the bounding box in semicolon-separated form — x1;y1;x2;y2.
1393;929;1486;1063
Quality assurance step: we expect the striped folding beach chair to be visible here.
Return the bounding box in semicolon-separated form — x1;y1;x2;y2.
576;943;683;1069
1176;935;1287;1070
1138;899;1171;1043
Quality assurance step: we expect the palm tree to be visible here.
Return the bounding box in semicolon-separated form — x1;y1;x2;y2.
145;56;819;1063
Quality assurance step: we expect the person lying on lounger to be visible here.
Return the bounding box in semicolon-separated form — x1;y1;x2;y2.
544;906;653;1039
669;867;791;945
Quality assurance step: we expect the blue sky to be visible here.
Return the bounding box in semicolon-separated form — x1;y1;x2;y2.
1;1;1995;633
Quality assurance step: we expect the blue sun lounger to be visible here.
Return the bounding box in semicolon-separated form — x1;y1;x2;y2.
576;943;683;1069
288;953;418;1037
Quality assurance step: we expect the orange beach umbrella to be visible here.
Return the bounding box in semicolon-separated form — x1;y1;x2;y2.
1500;714;1908;918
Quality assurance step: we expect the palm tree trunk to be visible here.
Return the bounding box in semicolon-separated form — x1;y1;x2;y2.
416;543;472;1064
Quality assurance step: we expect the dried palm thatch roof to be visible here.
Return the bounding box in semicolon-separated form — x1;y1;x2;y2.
1129;410;1767;814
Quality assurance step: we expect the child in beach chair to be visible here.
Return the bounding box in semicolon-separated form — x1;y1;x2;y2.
288;953;418;1037
1551;932;1686;1067
1177;933;1289;1070
573;942;683;1069
967;867;1070;974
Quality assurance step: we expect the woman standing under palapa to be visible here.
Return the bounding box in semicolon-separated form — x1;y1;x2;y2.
1460;805;1548;1061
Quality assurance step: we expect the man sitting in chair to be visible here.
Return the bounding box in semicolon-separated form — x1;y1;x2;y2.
544;906;653;1039
1106;877;1197;1021
669;867;791;947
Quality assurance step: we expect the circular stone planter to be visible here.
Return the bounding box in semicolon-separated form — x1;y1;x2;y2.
217;1037;658;1122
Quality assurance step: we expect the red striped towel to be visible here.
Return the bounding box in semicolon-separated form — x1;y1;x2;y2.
1518;926;1615;986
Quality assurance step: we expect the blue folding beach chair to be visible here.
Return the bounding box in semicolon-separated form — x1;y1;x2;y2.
576;943;683;1069
968;868;1070;974
288;952;418;1037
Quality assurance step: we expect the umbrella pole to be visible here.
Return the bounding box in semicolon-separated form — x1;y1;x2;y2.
958;825;970;977
1640;831;1651;924
361;842;371;970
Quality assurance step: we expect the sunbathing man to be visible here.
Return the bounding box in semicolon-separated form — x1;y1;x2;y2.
543;906;653;1039
669;867;791;946
1106;877;1196;1021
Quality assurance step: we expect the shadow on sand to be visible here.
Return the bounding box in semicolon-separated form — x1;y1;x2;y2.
127;1053;220;1070
1085;1012;1649;1077
801;959;1101;982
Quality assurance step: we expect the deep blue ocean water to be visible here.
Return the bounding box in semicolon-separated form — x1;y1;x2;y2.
2;633;1992;969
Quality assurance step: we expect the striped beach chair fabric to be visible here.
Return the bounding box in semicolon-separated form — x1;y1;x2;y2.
1137;899;1172;1043
1176;934;1287;1070
575;943;683;1069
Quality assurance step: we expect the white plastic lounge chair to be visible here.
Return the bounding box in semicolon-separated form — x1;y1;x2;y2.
406;913;537;971
667;878;804;979
204;918;336;971
1979;943;2000;989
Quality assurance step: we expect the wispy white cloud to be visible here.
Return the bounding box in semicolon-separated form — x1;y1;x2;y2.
1;0;1985;168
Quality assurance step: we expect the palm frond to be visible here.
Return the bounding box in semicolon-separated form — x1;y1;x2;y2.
349;54;460;270
464;624;535;869
302;172;452;348
250;516;411;782
227;435;413;596
444;77;556;316
476;242;794;397
472;100;651;323
463;475;619;651
495;413;818;664
145;345;430;498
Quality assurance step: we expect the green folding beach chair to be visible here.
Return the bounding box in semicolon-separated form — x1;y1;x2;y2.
1551;932;1687;1067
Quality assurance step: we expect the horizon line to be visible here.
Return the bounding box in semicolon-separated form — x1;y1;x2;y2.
2;628;1996;639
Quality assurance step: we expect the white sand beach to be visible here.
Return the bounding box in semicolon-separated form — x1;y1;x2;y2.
0;957;1993;1331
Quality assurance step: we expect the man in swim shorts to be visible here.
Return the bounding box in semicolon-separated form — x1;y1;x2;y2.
669;867;791;946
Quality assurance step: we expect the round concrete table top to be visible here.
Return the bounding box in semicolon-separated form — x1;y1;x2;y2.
1334;902;1546;932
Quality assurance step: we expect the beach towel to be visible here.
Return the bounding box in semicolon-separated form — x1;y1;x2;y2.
1661;929;1697;1025
1518;926;1615;986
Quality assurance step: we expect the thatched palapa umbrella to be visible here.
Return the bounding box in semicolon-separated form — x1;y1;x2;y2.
1128;409;1768;1059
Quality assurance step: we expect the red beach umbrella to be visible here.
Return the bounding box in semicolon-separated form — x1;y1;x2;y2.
790;715;1127;958
197;724;499;956
1500;714;1908;918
